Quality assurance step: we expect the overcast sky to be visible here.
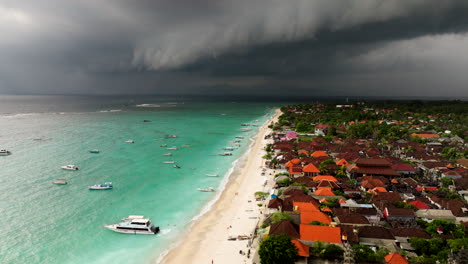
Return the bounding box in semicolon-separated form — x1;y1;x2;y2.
1;0;468;97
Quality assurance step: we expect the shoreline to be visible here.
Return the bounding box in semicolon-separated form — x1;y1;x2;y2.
158;108;281;264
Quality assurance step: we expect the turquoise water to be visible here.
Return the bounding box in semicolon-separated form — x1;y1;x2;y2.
0;97;276;264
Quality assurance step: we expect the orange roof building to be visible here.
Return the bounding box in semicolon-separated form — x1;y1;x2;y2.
411;133;440;138
300;211;332;224
314;188;336;196
291;240;309;257
298;150;309;156
311;151;328;158
336;159;350;167
313;175;338;182
293;202;320;212
286;158;302;168
302;163;320;176
370;187;387;193
299;225;342;244
384;252;409;264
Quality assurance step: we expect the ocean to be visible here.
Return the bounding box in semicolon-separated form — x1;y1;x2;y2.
0;95;278;264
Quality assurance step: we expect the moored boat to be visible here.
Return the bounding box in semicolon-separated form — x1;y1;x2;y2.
163;153;172;156
165;135;177;138
125;140;134;143
61;165;79;170
219;152;233;156
223;147;235;151
160;144;167;147
0;149;12;156
205;174;219;177
197;187;215;192
167;147;178;150
173;165;181;169
104;215;160;235
88;182;113;190
235;136;244;139
163;161;175;164
52;178;67;185
89;149;100;153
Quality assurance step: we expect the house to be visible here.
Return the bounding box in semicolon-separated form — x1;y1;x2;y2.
291;239;310;258
267;197;283;213
384;252;409;264
391;163;417;175
390;228;431;251
414;209;456;223
411;133;440;140
312;175;338;182
315;124;330;136
334;207;381;223
300;211;332;225
269;220;300;239
349;158;400;178
302;163;320;177
357;226;398;251
408;201;430;209
383;207;416;223
299;225;342;246
335;214;370;226
311;151;328;158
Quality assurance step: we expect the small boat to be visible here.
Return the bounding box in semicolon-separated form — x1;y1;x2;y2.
219;152;233;156
234;139;241;143
173;165;181;169
163;161;175;164
61;165;79;171
143;120;151;122
88;182;113;190
104;215;160;235
0;149;12;156
125;140;135;143
89;149;100;153
181;144;191;147
241;123;250;126
240;128;251;132
223;147;235;151
235;136;244;139
167;147;178;150
232;143;241;147
205;174;219;177
163;153;172;156
197;187;215;192
52;178;67;185
165;135;177;138
160;144;167;147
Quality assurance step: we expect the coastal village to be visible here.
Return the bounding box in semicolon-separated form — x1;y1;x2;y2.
253;101;468;264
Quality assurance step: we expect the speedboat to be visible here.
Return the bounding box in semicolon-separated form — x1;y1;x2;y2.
61;165;79;170
205;174;219;177
163;161;175;164
89;149;100;153
143;120;151;122
88;182;113;190
104;215;160;235
163;153;172;156
173;165;181;169
165;135;177;138
167;147;178;150
219;152;233;156
125;140;134;143
223;147;235;151
197;187;215;192
160;144;167;147
0;149;11;156
52;178;67;185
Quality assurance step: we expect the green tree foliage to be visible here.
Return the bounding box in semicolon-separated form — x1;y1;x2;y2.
352;244;385;263
296;122;311;133
441;177;453;187
409;237;449;263
424;219;465;238
394;201;418;210
310;241;344;260
270;212;292;224
259;234;298;264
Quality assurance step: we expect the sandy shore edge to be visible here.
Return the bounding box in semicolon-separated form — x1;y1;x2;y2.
158;108;281;264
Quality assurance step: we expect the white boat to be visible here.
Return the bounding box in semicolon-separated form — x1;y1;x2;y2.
197;187;215;192
205;174;219;177
235;136;244;139
125;140;134;143
167;147;178;150
223;147;235;151
173;165;181;169
61;165;79;170
240;128;252;132
0;149;11;156
165;135;177;138
219;152;233;156
163;153;172;156
163;161;175;164
88;182;113;190
52;178;67;185
181;144;191;147
89;149;100;153
104;215;160;235
160;144;167;147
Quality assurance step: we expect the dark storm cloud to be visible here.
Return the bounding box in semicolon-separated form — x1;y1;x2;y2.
1;0;468;97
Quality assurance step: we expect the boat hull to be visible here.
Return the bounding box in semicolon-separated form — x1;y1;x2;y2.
104;225;159;235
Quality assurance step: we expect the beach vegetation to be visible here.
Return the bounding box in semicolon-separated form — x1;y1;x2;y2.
255;191;269;200
259;234;298;264
277;178;291;186
274;172;289;178
262;153;273;160
270;212;292;224
257;203;263;207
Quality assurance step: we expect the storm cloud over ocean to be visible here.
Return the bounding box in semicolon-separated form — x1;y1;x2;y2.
1;0;468;97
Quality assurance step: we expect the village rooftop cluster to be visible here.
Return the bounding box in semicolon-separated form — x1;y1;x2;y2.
257;101;468;264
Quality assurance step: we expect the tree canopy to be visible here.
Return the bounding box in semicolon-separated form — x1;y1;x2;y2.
259;234;298;264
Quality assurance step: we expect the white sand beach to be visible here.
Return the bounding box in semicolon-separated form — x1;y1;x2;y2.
160;109;281;264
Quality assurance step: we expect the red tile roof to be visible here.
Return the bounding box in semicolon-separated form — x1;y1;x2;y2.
300;225;342;243
385;252;409;264
411;133;440;138
314;188;335;196
408;200;430;209
302;163;320;173
391;163;417;172
293;202;320;212
313;175;338;182
300;211;332;224
291;240;309;257
336;159;350;166
311;151;328;158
